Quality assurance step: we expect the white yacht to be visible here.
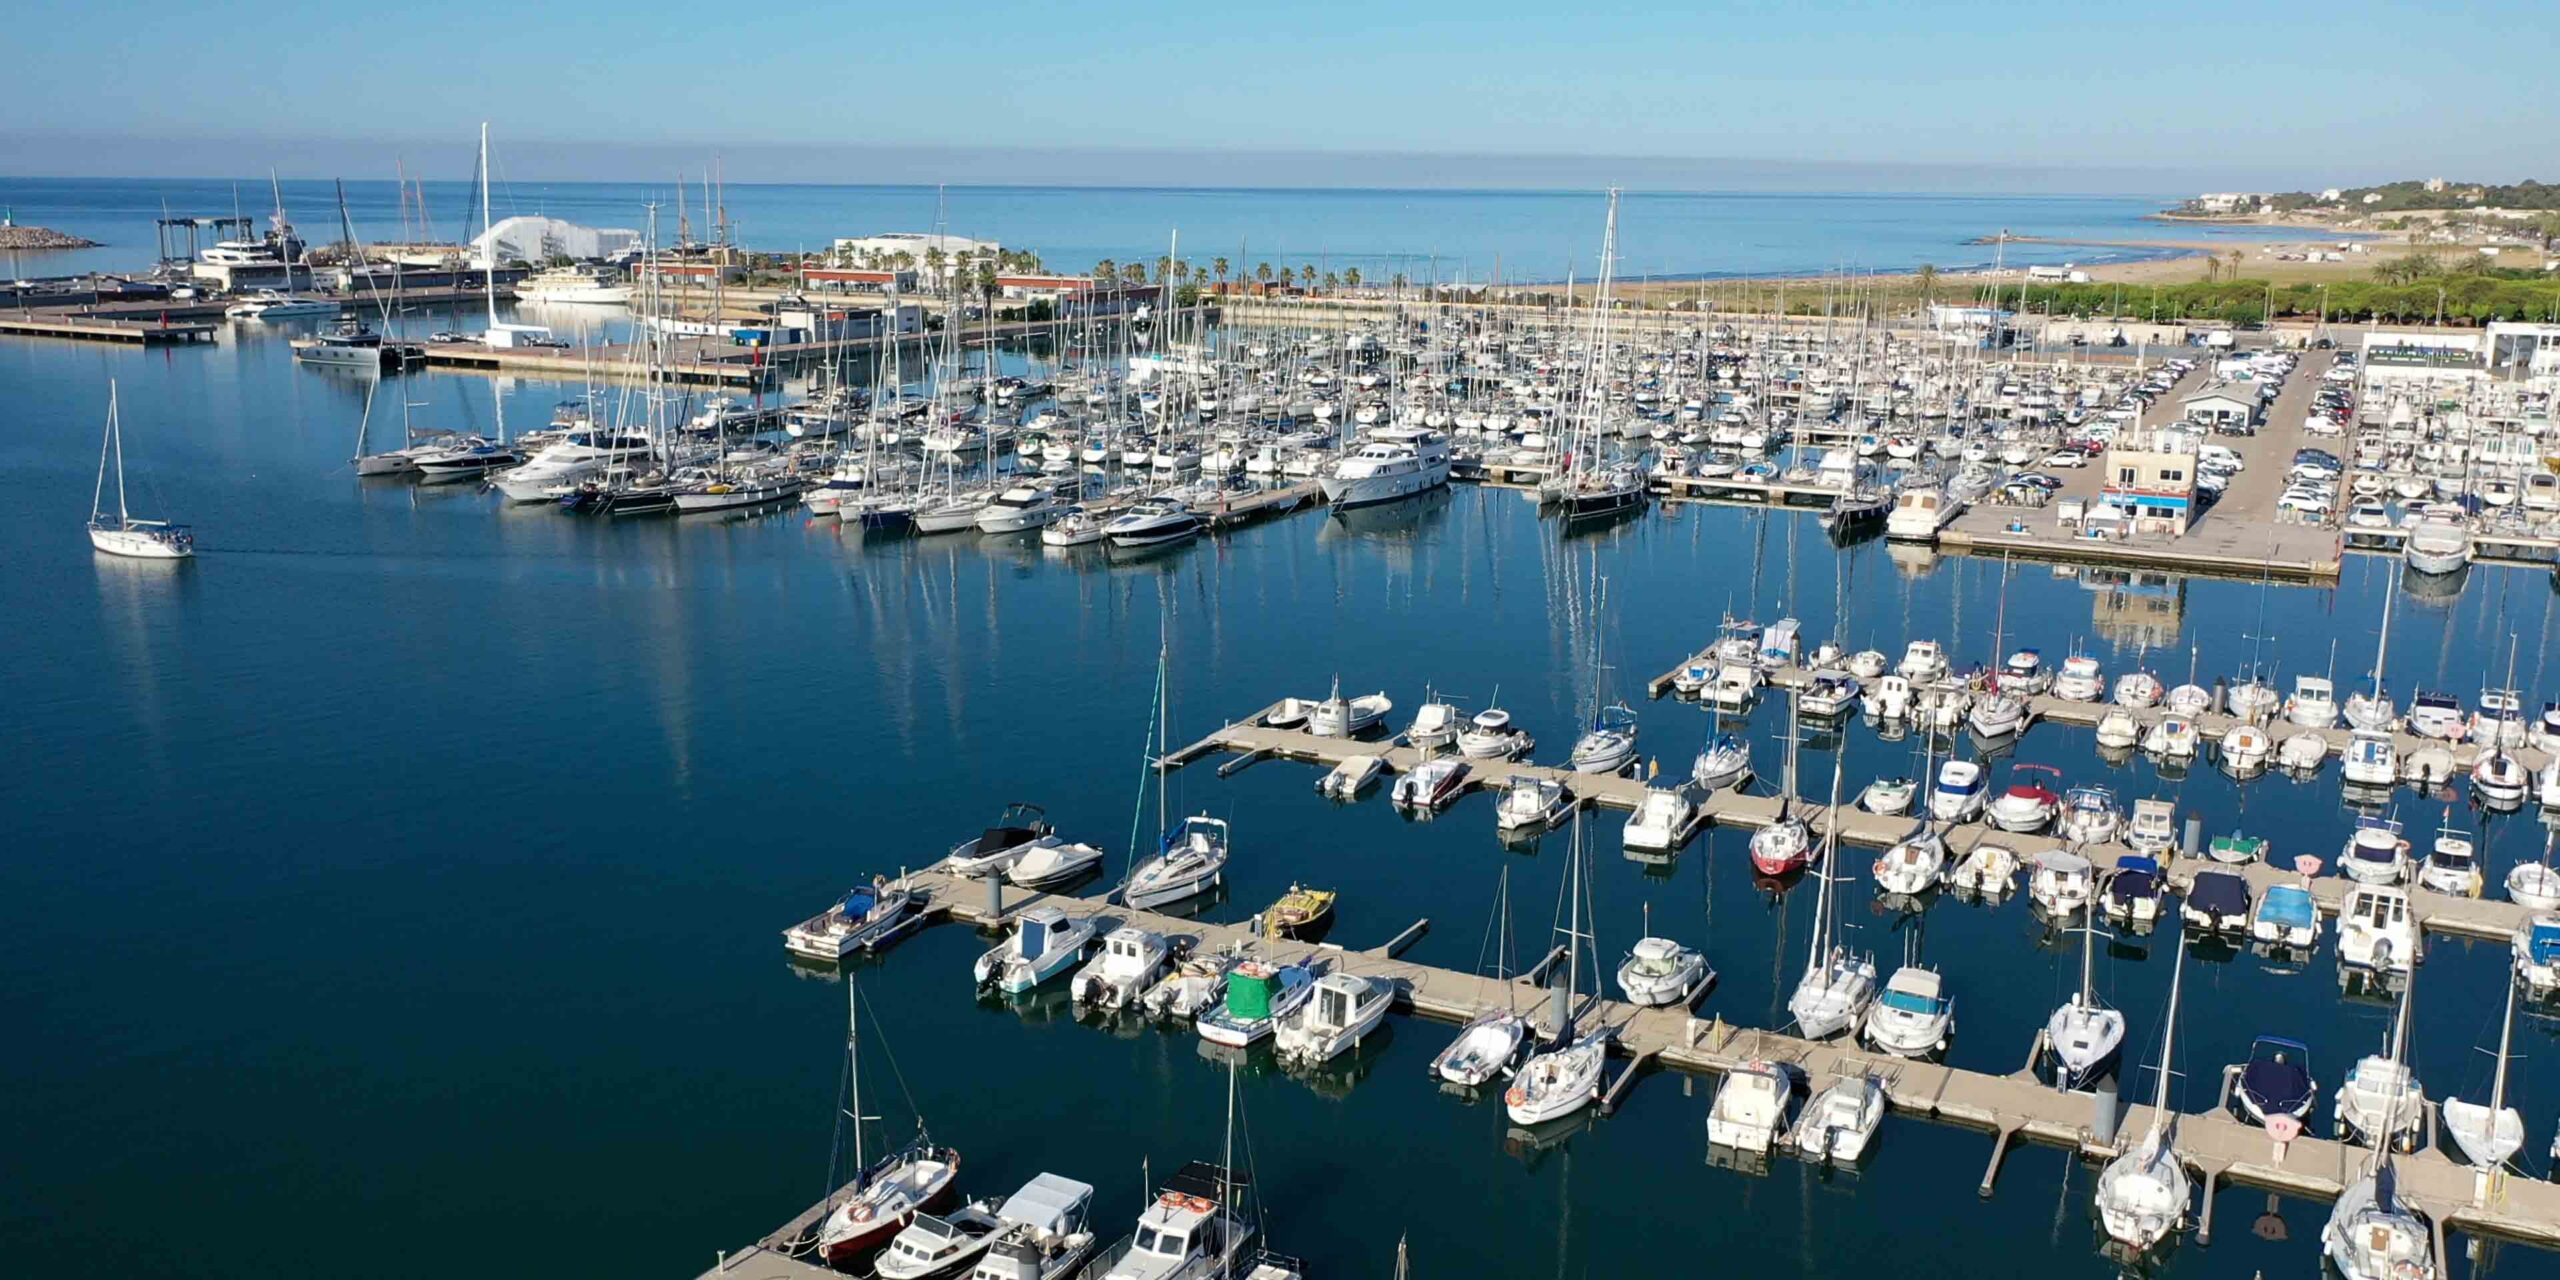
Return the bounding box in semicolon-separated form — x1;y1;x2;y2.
2402;517;2472;575
513;264;632;304
1885;486;1958;541
1616;935;1710;1007
783;880;920;962
1787;1075;1885;1162
1862;966;1953;1057
1320;425;1452;509
489;429;656;501
1104;496;1203;547
1070;926;1171;1012
977;484;1068;533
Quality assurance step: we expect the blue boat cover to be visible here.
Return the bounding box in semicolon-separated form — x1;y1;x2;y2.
2188;871;2249;916
2241;1043;2314;1114
2531;921;2560;964
844;887;877;917
2258;886;2316;928
2116;854;2160;877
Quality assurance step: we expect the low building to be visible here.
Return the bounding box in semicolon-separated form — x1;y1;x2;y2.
2100;427;2201;536
2180;387;2260;431
797;265;920;294
829;232;1000;287
470;216;641;268
2359;331;2486;381
759;299;924;344
1926;304;2017;348
2487;322;2560;378
636;259;748;288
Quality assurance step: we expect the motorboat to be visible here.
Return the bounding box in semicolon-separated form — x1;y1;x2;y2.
1088;1162;1257;1280
1405;700;1464;754
1070;926;1172;1011
1308;680;1392;737
1006;838;1107;889
1704;664;1760;712
1858;776;1915;815
2125;799;2177;856
2233;1035;2317;1131
1390;756;1470;812
1948;841;2021;896
1872;830;1945;897
1862;966;1953;1058
2515;915;2560;996
1566;705;1640;775
2052;654;2105;702
2336;885;2417;973
1846;649;1889;680
1787;1074;1884;1162
1432;1007;1531;1088
1274;971;1393;1064
1456;707;1533;760
1621;787;1695;852
2277;731;2329;773
2001;647;2050;694
2340;817;2411;886
2093;707;2141;749
878;1203;1006;1280
2473;750;2530;808
1617;934;1711;1007
1196;959;1317;1047
2252;884;2319;949
1319;425;1452;509
1314;755;1384;800
2402;515;2472;575
1913;680;1971;734
943;803;1057;878
1929;760;1987;822
2405;690;2468;742
783;879;921;961
2141;714;2200;759
2113;671;2163;709
2030;849;2096;917
2512;858;2560;911
1860;674;1912;721
2182;870;2252;935
963;1175;1099;1280
1102;496;1202;547
976;484;1068;533
2059;785;2120;846
1800;670;1863;718
488;429;655;501
1040;507;1106;547
2417;826;2482;897
1987;765;2061;833
2400;745;2456;788
2341;731;2398;786
1124;815;1231;909
2219;723;2272;773
1138;947;1241;1023
1493;774;1572;831
1706;1059;1792;1154
2103;855;2165;929
974;906;1098;994
1895;640;1948;682
2286;675;2340;728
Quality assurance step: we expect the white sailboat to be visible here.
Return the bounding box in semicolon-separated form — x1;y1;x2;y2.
2442;971;2525;1172
86;382;194;559
1787;744;1875;1039
1432;865;1532;1088
1505;811;1611;1125
2093;934;2190;1252
2044;910;2124;1090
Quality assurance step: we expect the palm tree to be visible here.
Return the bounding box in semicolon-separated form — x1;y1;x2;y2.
1321;271;1339;292
1255;262;1273;286
1094;258;1116;287
2224;249;2243;280
1212;257;1230;287
1343;266;1361;290
1391;271;1408;295
1123;262;1146;285
1914;263;1937;304
1299;264;1316;290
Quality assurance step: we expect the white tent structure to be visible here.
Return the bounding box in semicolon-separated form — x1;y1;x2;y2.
471;216;640;267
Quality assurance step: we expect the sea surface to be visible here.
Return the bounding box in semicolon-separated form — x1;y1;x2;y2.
4;247;2560;1280
0;177;2319;285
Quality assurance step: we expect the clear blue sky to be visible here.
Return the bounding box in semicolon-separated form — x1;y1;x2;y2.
6;0;2552;190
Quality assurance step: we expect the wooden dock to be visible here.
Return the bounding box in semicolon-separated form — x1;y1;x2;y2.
0;311;215;345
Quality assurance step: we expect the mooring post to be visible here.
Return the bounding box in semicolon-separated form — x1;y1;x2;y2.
983;870;1002;920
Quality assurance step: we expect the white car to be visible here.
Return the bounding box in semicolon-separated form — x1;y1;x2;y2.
2198;445;2243;472
2277;488;2334;515
2043;451;2089;469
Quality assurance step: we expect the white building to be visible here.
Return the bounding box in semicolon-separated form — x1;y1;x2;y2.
471;216;641;268
829;232;1001;286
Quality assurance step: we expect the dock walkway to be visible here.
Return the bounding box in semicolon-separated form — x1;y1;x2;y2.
0;311;214;345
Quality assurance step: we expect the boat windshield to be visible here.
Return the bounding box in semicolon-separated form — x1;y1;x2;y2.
1878;989;1943;1016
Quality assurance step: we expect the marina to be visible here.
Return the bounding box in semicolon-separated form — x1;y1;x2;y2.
14;174;2560;1280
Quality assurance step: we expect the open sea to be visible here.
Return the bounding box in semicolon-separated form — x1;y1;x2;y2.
0;183;2553;1280
0;177;2320;284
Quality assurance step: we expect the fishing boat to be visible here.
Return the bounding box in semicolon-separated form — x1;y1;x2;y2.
1308;678;1393;737
974;906;1099;995
954;1175;1097;1280
1089;1161;1259;1280
1138;946;1240;1024
1261;885;1336;939
1493;774;1572;831
2093;935;2192;1253
1861;674;1913;721
1405;698;1465;753
877;1203;1006;1280
2417;823;2482;897
85;384;194;559
2337;884;2417;973
783;878;921;962
1070;926;1171;1011
2029;850;2096;918
1787;1074;1885;1162
2341;816;2411;886
1617;909;1711;1007
1706;1059;1792;1154
1456;706;1534;760
1274;971;1393;1064
1196;959;1317;1047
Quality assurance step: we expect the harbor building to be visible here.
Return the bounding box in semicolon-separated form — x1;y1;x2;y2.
2178;387;2261;432
470;216;642;268
2359;330;2487;383
2099;427;2200;536
2487;321;2560;378
828;232;1001;286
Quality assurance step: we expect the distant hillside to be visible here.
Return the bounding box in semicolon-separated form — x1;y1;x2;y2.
2268;180;2560;213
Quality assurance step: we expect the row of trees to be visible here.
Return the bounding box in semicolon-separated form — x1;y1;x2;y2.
1086;256;1414;295
1993;275;2560;327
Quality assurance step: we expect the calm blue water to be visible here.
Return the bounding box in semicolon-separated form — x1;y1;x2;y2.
4;257;2559;1278
2;178;2316;284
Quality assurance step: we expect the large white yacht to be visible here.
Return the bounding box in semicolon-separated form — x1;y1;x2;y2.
1319;425;1451;510
1885;486;1958;541
489;429;657;501
513;264;632;304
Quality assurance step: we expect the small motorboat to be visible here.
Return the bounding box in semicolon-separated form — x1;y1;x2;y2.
2052;654;2105;702
1987;764;2061;833
1274;971;1394;1064
2417;825;2482;897
1617;933;1712;1007
942;802;1057;878
1309;679;1393;737
1873;830;1946;897
1456;707;1534;760
1948;841;2020;897
874;1202;1004;1280
974;906;1099;994
1858;776;1916;815
2125;799;2178;856
2251;883;2319;950
2094;707;2141;749
1621;787;1696;852
2030;849;2096;918
1930;760;1987;822
1493;774;1572;831
1862;966;1954;1058
1196;959;1318;1046
2103;855;2166;929
2512;856;2560;912
2142;714;2200;759
2232;1035;2318;1133
783;878;921;961
1315;754;1385;799
1138;946;1240;1022
2059;785;2120;846
2336;884;2417;973
1800;671;1863;718
2277;731;2329;773
2182;870;2251;935
1070;925;1172;1011
1432;1007;1532;1088
1391;756;1471;812
2219;723;2272;774
1787;1074;1884;1162
1262;884;1338;939
1006;838;1108;889
2340;816;2411;887
2207;832;2268;866
1706;1059;1793;1154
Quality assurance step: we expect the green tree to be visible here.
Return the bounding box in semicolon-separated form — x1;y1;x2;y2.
1914;263;1937;303
1321;271;1339;292
1212;256;1230;287
1123;262;1146;285
1255;262;1273;286
1343;266;1361;290
1093;258;1116;285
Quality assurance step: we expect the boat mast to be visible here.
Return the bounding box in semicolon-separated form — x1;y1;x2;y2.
2143;933;2186;1145
93;382;120;526
845;974;865;1176
2370;559;2398;700
1803;728;1849;976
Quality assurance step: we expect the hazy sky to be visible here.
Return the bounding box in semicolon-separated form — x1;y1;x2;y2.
7;0;2552;191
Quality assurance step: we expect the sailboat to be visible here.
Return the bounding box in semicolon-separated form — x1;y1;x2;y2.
2442;970;2525;1171
1121;644;1229;909
1566;575;1639;775
86;383;194;559
1749;692;1813;875
2341;560;2401;732
2044;910;2124;1090
412;123;520;478
1554;190;1646;522
2093;934;2191;1252
814;975;961;1263
1505;811;1612;1125
1433;865;1532;1088
1787;743;1875;1039
2323;1004;2439;1280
